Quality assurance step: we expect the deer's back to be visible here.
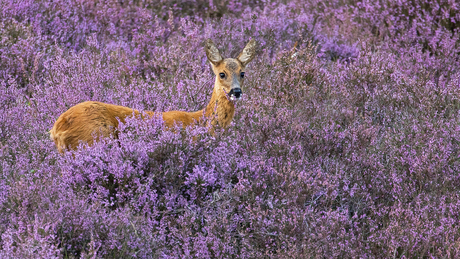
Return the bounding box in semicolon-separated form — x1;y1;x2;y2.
50;101;138;153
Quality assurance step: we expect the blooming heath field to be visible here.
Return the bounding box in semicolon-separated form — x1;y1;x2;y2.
1;0;460;258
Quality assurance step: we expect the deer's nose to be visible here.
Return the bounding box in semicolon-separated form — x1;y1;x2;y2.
229;88;242;100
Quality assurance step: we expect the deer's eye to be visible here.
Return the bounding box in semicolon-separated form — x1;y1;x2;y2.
240;72;245;78
219;73;225;79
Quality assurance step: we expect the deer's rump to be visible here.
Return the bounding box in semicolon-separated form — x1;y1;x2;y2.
50;101;139;153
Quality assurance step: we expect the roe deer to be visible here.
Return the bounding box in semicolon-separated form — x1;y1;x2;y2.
50;39;256;153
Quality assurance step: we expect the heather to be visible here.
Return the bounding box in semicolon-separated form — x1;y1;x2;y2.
1;0;460;257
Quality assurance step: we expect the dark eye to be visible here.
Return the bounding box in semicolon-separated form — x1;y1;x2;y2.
240;72;245;78
219;73;225;79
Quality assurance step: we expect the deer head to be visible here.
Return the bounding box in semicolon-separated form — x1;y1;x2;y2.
205;39;256;101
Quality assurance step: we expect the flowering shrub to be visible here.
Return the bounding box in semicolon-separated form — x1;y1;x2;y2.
1;0;460;258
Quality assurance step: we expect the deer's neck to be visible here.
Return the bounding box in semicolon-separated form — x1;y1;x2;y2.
193;80;235;129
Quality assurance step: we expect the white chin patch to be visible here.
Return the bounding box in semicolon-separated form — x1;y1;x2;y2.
229;95;242;101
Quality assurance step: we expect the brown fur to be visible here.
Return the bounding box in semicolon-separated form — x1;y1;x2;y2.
50;39;256;153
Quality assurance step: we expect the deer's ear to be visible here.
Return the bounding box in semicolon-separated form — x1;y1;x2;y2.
205;39;223;66
237;39;256;66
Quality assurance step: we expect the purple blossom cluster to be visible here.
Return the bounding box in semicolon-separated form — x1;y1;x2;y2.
1;0;460;257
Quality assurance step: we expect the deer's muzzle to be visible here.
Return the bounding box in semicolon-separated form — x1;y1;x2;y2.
228;88;242;101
